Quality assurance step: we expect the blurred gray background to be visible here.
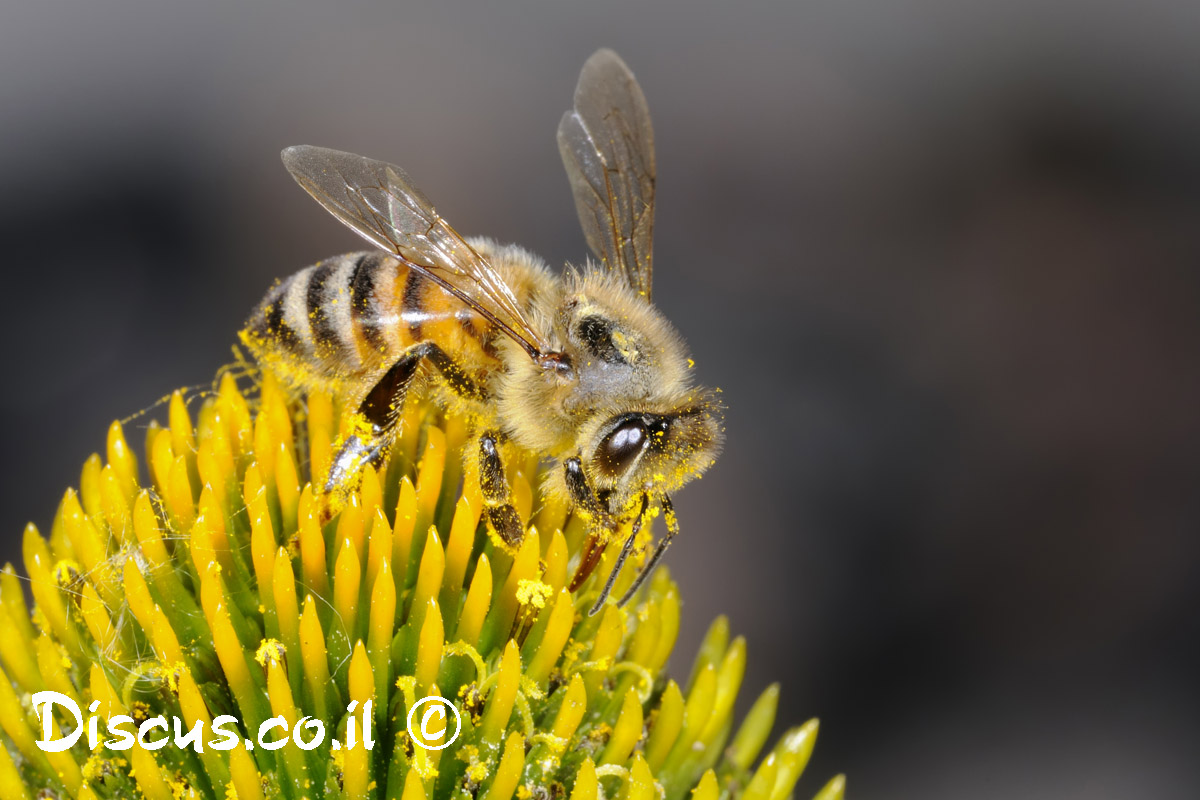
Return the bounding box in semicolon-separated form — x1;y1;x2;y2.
2;1;1198;797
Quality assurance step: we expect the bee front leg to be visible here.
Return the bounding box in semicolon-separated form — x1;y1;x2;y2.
589;493;650;616
563;457;614;522
479;432;525;550
614;494;678;608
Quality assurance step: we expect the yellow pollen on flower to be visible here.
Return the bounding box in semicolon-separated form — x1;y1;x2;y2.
516;579;552;608
0;368;834;800
467;761;489;784
255;638;286;668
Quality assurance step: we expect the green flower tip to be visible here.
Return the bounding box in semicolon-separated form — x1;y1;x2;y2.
0;372;841;800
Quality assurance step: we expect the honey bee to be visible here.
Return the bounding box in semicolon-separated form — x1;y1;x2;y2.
241;49;723;613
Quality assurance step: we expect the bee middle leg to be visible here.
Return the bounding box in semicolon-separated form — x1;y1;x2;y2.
478;432;525;550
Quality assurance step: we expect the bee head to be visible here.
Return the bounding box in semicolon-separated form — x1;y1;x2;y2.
497;268;724;511
557;271;723;511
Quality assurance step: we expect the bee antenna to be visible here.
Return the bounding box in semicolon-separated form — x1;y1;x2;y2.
538;351;574;379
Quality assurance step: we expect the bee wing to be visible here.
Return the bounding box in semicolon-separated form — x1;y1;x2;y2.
558;49;656;299
282;145;551;359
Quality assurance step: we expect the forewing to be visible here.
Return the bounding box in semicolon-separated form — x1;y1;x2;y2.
282;145;549;358
558;48;656;298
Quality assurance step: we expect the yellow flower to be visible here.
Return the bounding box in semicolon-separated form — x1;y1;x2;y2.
0;371;844;800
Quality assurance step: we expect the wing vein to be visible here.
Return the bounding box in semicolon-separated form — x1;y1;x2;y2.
282;145;549;360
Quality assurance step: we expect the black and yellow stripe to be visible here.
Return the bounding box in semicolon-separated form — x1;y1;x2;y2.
241;250;509;395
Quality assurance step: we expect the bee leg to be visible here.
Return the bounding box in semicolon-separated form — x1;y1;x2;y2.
615;494;678;608
565;458;618;592
479;432;525;550
564;457;616;525
569;534;607;593
324;343;482;520
415;342;485;401
323;351;423;518
588;493;650;616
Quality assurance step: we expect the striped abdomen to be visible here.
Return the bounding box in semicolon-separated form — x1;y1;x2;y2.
241;251;500;393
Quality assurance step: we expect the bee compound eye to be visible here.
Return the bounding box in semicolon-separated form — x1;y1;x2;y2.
595;419;648;477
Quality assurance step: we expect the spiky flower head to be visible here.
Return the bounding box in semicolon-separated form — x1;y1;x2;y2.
0;372;843;800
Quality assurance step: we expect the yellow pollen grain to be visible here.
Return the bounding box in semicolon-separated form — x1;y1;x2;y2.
516;579;552;609
255;638;287;669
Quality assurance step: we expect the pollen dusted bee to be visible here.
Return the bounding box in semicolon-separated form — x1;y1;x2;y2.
241;49;723;613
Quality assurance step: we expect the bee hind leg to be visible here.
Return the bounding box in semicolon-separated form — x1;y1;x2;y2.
479;432;525;550
324;342;483;521
322;351;423;519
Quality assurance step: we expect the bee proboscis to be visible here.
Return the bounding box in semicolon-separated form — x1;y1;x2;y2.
241;49;723;613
